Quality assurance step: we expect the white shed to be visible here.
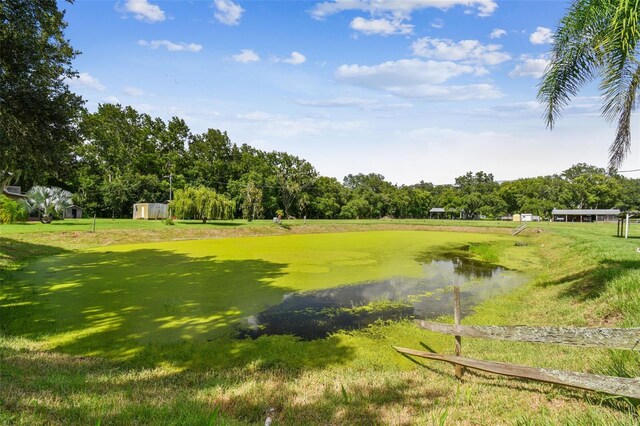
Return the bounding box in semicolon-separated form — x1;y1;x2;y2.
133;203;168;220
62;205;83;219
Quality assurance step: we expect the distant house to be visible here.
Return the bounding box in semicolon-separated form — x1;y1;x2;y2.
3;185;83;220
429;207;446;219
2;185;26;201
513;213;541;222
62;205;83;219
551;208;620;222
133;203;168;220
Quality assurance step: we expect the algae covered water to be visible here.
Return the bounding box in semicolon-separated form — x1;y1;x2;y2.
238;249;527;340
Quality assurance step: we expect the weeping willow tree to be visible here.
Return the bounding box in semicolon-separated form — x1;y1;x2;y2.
171;185;235;223
538;0;640;170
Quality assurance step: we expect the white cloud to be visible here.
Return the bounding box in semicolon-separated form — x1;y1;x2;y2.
237;110;363;137
337;59;474;85
411;37;510;65
492;101;541;113
281;51;307;65
123;0;165;22
387;84;501;100
133;103;156;113
104;96;120;104
123;86;146;97
296;97;413;111
231;49;260;63
509;56;549;78
214;0;244;25
350;16;413;36
237;111;273;121
66;72;106;91
138;40;203;52
490;28;506;39
311;0;497;19
335;59;501;100
431;19;444;29
530;26;553;45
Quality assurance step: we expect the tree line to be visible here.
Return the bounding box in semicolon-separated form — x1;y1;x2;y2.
3;1;640;222
10;103;638;220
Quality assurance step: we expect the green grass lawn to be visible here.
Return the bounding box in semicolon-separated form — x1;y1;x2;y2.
1;220;639;425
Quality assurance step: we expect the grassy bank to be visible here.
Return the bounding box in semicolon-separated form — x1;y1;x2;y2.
1;220;639;425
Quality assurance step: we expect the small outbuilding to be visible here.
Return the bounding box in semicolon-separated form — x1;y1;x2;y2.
133;203;168;220
551;208;620;223
520;213;541;222
62;205;83;219
2;186;26;201
429;207;446;219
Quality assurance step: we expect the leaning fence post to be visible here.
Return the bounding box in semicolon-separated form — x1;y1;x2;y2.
453;285;464;379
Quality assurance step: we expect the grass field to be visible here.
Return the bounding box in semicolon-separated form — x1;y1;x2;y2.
1;219;639;424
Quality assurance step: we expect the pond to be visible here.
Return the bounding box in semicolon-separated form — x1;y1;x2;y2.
237;248;528;340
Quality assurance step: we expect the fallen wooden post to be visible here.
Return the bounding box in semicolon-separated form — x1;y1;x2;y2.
393;346;640;399
415;321;640;351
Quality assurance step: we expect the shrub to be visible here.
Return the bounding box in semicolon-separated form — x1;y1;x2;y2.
0;195;28;224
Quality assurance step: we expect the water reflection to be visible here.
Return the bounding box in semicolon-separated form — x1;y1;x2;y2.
237;249;527;340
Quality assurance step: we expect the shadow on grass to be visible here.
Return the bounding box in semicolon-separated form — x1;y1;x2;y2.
213;373;448;425
0;237;69;264
2;246;356;369
179;221;243;227
541;258;640;302
0;340;445;425
47;221;91;226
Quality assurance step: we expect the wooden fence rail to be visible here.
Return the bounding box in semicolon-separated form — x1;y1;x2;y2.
415;321;640;351
512;224;527;236
393;346;640;399
396;286;640;399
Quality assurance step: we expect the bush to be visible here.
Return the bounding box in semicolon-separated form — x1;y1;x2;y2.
0;195;28;224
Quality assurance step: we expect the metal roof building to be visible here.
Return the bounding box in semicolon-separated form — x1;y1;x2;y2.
429;207;449;219
551;208;620;222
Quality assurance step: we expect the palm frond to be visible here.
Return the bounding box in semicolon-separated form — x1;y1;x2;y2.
538;0;612;129
608;63;640;169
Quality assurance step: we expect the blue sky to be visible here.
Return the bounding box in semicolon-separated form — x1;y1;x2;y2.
62;0;640;184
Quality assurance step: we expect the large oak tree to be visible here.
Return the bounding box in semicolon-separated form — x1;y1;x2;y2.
0;0;84;186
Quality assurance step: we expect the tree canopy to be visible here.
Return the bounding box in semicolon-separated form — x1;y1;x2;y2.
171;185;235;223
0;0;84;185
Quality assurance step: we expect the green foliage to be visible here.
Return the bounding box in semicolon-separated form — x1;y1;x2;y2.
0;195;27;224
241;181;263;221
269;151;318;218
308;176;345;219
340;384;351;404
0;0;84;185
23;186;73;223
539;0;640;169
171;185;234;222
